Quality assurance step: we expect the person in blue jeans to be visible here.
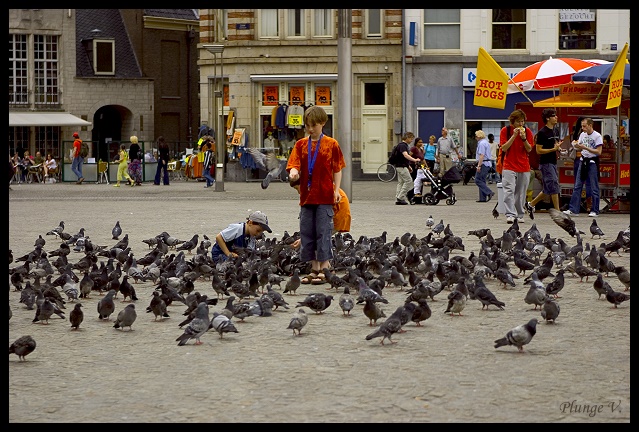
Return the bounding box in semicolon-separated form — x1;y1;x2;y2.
153;135;170;185
71;132;84;184
201;140;216;188
473;130;494;202
564;117;603;218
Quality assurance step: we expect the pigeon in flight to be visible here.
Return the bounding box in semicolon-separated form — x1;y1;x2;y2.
245;147;287;189
549;208;582;237
112;221;122;240
494;318;538;353
9;335;36;361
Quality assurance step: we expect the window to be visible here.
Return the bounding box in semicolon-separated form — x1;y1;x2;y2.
364;82;385;106
33;35;59;105
366;9;382;38
312;9;333;37
492;9;526;49
9;34;28;106
94;39;115;75
423;9;460;50
559;9;596;50
259;9;279;39
286;9;305;38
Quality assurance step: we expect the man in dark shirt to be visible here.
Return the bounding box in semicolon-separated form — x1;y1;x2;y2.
394;132;420;205
526;108;562;218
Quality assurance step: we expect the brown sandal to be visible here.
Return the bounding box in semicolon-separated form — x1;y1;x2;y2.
311;273;327;285
301;272;318;284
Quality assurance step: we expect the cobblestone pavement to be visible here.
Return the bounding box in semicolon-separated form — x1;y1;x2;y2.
9;178;630;422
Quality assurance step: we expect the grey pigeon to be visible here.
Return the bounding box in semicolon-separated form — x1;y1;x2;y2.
295;293;333;314
540;298;560;323
494;318;538;353
287;308;308;336
97;289;117;320
592;273;608;299
355;277;388;304
176;234;199;254
613;266;630;291
365;306;404;345
175;302;210;345
46;221;65;237
545;269;566;298
589;219;604;239
283;268;301;295
363;297;386;326
549;208;581;237
113;304;137;331
338;286;355;316
32;297;56;324
605;284;630;309
426;215;434;230
146;291;170;321
112;221;122;240
524;281;548;310
265;284;289;310
432;219;445;236
409;298;432;326
444;289;467;317
9;335;36;361
492;203;499;219
69;303;84;330
472;283;506;310
210;312;239;338
245;147;287;189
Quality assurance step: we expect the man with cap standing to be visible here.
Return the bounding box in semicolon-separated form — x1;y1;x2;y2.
71;132;84;184
210;210;272;264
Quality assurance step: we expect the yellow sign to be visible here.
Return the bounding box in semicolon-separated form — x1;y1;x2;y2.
231;128;245;146
473;47;510;109
606;42;628;109
288;115;303;127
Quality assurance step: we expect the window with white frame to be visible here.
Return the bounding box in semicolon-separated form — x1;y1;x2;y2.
366;9;382;38
94;39;115;75
558;9;596;50
286;9;305;38
492;9;526;49
33;34;59;105
259;9;279;39
312;9;333;37
9;34;28;106
423;9;460;50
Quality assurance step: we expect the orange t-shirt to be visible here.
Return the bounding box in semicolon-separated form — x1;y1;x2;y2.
286;135;346;206
333;188;351;233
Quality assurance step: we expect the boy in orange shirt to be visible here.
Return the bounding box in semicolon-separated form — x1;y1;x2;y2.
286;106;346;285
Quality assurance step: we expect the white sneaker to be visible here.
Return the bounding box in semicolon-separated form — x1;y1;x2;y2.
506;216;515;224
517;217;525;223
588;211;598;217
563;210;579;217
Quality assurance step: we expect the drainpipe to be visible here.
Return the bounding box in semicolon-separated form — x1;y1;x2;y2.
187;28;195;143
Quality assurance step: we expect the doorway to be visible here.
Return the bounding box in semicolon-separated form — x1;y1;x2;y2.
360;80;389;173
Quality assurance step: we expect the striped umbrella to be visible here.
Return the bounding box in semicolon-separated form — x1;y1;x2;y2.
507;57;610;94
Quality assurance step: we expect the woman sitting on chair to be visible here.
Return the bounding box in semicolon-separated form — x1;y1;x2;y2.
43;153;57;181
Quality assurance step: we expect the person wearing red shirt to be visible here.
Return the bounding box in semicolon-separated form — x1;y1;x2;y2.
71;132;84;184
499;109;533;224
286;106;346;285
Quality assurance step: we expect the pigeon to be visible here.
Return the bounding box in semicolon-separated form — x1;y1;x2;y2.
540;298;560;323
283;268;301;295
472;283;506;311
444;289;467;316
175;302;210;345
604;231;625;256
409;298;432;326
210;312;239;338
119;275;138;302
363;298;386;326
524;281;548;310
605;284;630;309
494;318;538;353
296;293;333;314
265;284;289;310
245;147;287;189
97;289;117;320
287;308;308;336
592;273;609;300
365;306;404;345
545;269;566;298
355;277;388;304
338;286;355;316
112;221;122;240
613;266;630;291
426;215;434;230
32;297;56;324
492;203;499;219
69;303;84;330
589;219;604;239
113;304;137;331
432;219;445;236
176;234;199;254
9;335;36;361
549;208;581;237
46;221;65;237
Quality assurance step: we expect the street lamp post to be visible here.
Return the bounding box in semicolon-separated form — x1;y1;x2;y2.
203;44;225;191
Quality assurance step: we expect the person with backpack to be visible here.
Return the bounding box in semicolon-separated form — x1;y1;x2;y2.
393;131;419;205
71;132;85;184
127;135;143;186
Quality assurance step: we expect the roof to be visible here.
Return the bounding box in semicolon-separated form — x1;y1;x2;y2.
143;9;199;20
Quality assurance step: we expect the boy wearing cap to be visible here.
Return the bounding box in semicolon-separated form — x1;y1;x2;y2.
210;211;272;264
71;132;84;184
286;105;346;285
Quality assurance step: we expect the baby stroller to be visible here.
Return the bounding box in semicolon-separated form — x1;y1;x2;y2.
410;164;461;205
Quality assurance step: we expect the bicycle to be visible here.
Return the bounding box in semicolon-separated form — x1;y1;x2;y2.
377;163;397;182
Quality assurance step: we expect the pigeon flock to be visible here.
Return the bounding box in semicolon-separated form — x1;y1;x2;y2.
9;213;630;366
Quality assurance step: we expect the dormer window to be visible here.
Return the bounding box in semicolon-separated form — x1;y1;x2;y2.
93;39;115;75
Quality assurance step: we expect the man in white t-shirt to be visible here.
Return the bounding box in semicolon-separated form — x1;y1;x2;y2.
435;128;461;176
563;117;603;217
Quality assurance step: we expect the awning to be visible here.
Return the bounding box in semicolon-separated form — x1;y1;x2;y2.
9;112;92;127
532;95;597;107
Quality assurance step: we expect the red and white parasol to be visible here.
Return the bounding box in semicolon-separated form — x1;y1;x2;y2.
507;57;610;94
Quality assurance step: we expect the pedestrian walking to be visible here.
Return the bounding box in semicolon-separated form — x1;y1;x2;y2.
71;132;84;184
153;136;170;185
473;130;494;203
435;128;461;177
393;132;419;205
